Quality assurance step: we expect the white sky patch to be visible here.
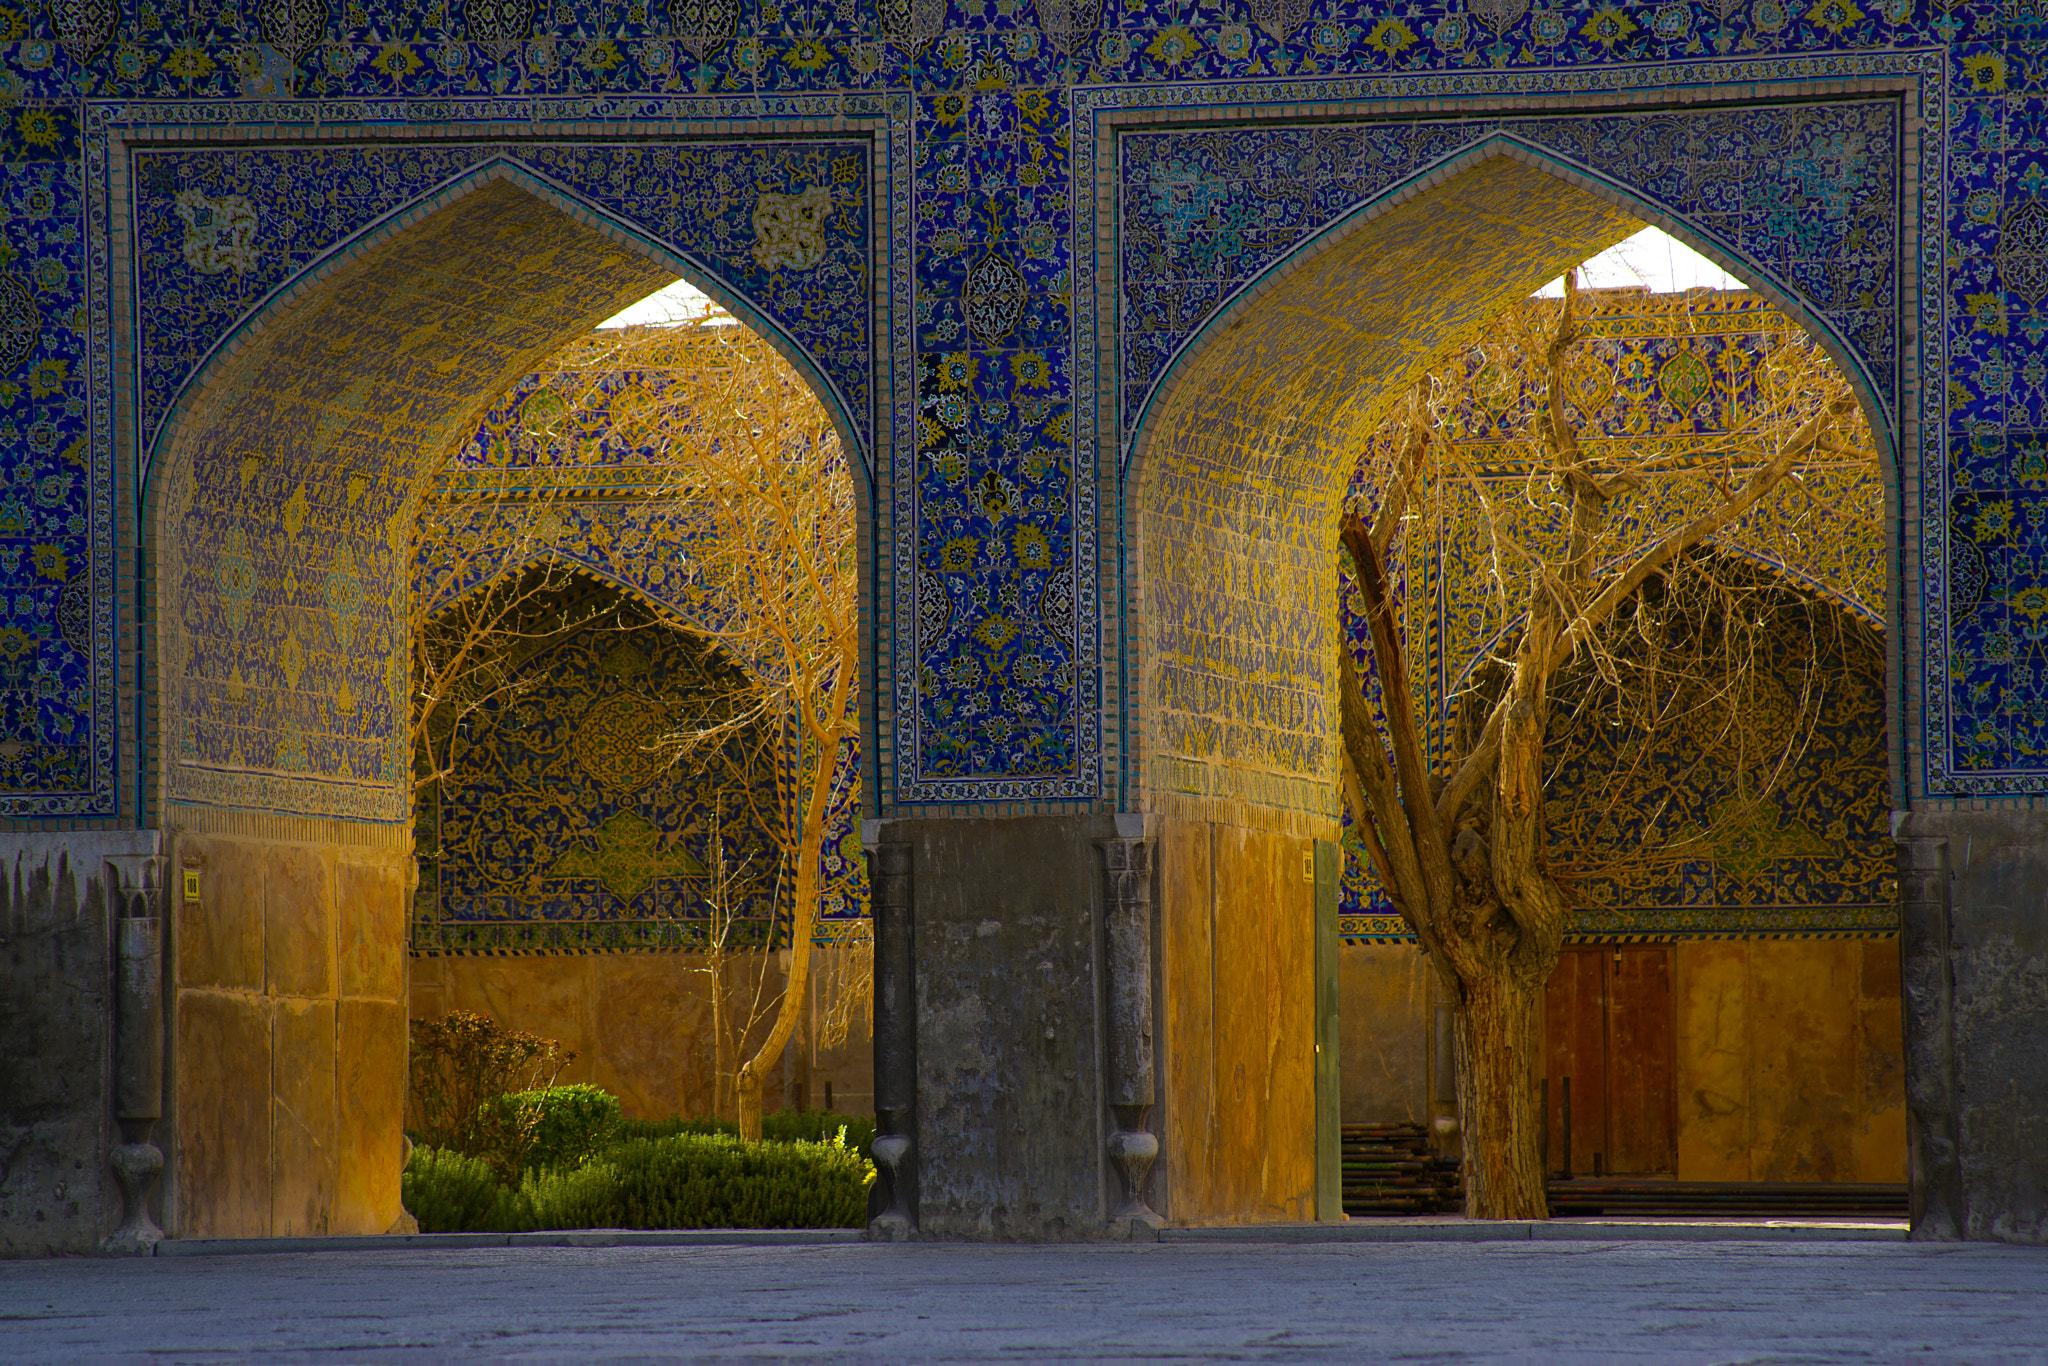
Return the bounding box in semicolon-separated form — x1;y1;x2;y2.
1532;226;1749;297
597;277;737;327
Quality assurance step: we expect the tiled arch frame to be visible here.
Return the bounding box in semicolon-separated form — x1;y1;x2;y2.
91;100;909;833
1086;67;1933;821
142;158;878;490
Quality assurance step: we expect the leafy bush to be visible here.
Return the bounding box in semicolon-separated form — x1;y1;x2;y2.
614;1115;737;1143
484;1083;622;1178
615;1109;876;1159
408;1011;575;1158
500;1132;873;1231
765;1109;877;1159
401;1130;874;1233
401;1146;508;1234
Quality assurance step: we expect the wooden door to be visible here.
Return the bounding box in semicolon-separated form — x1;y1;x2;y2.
1604;946;1676;1175
1544;948;1606;1177
1544;945;1675;1177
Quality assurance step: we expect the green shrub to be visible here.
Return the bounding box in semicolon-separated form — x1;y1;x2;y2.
764;1109;877;1159
614;1115;736;1143
485;1083;622;1177
408;1011;575;1158
499;1131;874;1231
615;1109;876;1159
401;1146;508;1234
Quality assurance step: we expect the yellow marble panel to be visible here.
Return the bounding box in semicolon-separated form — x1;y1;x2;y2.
172;989;272;1239
336;998;408;1235
1674;940;1753;1182
270;996;338;1236
1157;817;1218;1221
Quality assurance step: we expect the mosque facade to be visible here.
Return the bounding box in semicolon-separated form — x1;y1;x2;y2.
0;0;2037;1250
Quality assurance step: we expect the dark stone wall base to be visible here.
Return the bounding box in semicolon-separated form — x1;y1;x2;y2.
881;816;1120;1241
0;832;161;1257
1898;811;2048;1244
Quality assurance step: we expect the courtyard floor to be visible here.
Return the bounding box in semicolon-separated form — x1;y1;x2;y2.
4;1237;2045;1362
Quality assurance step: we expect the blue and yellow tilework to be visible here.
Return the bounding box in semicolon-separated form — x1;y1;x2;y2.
0;1;1997;819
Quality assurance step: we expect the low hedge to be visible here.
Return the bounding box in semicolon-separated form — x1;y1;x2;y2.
400;1147;504;1234
502;1133;873;1231
485;1083;621;1177
402;1130;873;1232
615;1109;877;1158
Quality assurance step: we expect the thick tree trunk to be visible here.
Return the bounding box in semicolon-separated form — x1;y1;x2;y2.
1452;968;1548;1219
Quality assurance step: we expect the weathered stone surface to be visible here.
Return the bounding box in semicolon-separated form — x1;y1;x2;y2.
410;949;872;1124
0;833;155;1256
1209;822;1315;1223
1154;816;1317;1226
888;816;1111;1240
1898;811;2048;1244
336;998;406;1236
264;846;335;1001
165;829;410;1241
174;836;264;992
271;997;338;1236
6;1241;2048;1358
171;989;271;1239
337;859;405;1004
1675;940;1751;1181
593;955;719;1121
1345;936;1906;1184
1158;819;1218;1218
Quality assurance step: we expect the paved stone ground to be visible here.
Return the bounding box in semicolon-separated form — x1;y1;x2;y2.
3;1241;2044;1361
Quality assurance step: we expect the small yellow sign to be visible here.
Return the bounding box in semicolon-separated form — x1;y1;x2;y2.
183;870;201;903
1302;849;1314;884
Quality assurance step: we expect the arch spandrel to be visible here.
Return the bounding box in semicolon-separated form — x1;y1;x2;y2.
134;145;877;486
1115;107;1904;466
1131;155;1642;827
156;179;675;824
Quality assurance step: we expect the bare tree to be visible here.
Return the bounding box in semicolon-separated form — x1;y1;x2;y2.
411;305;861;1136
532;314;862;1141
1338;278;1872;1217
410;393;636;801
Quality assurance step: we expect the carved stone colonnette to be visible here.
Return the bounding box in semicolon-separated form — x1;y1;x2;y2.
101;849;167;1255
1100;817;1163;1237
865;834;917;1239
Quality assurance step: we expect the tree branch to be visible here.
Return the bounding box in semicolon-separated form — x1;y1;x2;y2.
1340;510;1455;907
1547;397;1851;672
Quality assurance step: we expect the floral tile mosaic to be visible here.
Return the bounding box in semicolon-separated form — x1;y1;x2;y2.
0;1;1998;818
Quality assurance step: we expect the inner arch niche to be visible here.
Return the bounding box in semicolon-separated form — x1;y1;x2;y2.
1126;144;1896;825
142;171;850;1241
1120;145;1897;1227
152;176;674;825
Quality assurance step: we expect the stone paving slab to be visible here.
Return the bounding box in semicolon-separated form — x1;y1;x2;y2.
3;1239;2044;1361
155;1228;868;1257
142;1218;1909;1259
1166;1218;1910;1244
